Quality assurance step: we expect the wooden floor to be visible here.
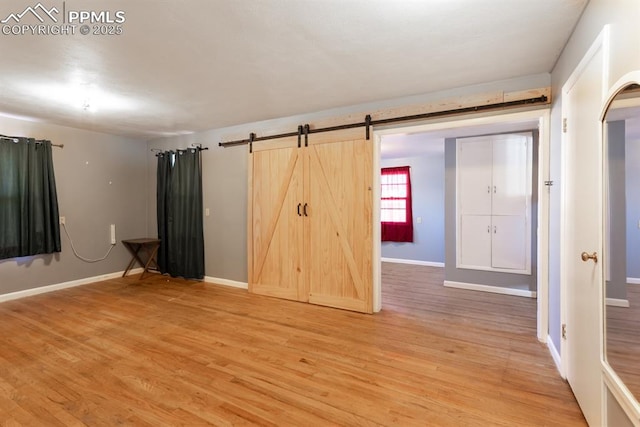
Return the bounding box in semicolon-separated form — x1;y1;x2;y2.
0;263;585;426
607;284;640;399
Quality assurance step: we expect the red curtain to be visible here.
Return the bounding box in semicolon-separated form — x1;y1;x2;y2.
381;166;413;242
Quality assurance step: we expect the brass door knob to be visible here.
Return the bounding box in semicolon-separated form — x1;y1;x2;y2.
581;252;598;263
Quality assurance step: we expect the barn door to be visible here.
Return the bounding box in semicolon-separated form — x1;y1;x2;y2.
306;128;373;313
249;137;306;301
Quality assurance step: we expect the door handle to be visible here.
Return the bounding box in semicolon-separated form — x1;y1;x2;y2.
303;203;308;217
297;203;302;217
581;251;598;263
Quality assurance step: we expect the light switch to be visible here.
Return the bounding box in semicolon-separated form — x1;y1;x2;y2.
205;208;210;217
417;217;422;224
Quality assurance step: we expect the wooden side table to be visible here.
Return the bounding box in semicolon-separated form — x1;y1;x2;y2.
121;238;161;279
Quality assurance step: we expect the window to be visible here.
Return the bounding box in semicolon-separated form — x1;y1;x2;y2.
0;138;61;259
381;166;413;242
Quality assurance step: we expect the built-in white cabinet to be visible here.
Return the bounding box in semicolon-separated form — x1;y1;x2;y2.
456;133;532;274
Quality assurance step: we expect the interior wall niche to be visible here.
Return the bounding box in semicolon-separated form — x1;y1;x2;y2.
444;130;539;293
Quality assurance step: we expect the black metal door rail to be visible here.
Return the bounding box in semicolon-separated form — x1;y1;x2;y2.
219;95;548;152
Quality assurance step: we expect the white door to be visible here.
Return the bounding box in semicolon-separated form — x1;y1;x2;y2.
492;134;529;216
561;28;608;426
458;137;492;215
491;215;527;270
459;214;491;268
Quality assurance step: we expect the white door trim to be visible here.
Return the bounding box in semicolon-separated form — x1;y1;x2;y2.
537;110;551;344
372;108;550;342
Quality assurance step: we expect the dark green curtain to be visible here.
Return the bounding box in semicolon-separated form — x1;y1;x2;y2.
0;138;61;260
156;149;204;279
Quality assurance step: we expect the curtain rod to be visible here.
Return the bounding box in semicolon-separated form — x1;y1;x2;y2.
218;95;549;148
150;144;210;156
0;134;63;148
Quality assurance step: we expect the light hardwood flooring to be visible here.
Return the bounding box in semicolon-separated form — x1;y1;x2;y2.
0;263;586;426
607;284;640;400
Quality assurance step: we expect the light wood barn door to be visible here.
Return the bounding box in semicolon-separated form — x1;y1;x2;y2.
249;137;305;302
306;128;373;313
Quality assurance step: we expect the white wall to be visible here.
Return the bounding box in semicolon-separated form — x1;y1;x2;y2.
0;115;148;294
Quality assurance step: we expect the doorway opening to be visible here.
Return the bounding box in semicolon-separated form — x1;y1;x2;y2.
372;109;550;342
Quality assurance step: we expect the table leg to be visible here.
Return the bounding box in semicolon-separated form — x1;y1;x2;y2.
140;244;160;279
122;240;161;279
122;242;141;277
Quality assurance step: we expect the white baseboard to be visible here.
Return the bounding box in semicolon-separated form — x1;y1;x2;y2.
627;277;640;285
443;280;536;298
0;268;143;304
0;271;249;305
381;257;444;268
547;335;564;378
606;298;630;308
204;276;248;289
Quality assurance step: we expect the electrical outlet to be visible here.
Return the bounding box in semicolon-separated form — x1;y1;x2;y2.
110;224;116;244
59;216;65;225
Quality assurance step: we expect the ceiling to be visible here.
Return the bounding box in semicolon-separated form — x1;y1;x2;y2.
0;0;587;139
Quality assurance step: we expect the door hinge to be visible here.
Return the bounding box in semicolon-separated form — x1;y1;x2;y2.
562;118;567;133
562;323;567;340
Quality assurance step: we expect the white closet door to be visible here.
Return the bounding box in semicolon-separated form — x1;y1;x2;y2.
459;215;491;268
458;138;492;215
491;134;529;216
491;215;527;270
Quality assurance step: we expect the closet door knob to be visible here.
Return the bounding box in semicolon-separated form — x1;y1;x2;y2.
297;203;302;217
303;203;308;216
